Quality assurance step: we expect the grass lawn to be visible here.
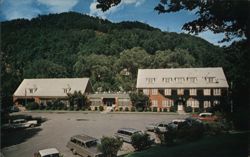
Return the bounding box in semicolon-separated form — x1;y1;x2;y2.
126;132;249;157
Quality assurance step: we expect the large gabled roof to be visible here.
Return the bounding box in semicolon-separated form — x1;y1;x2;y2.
13;78;91;97
136;67;229;88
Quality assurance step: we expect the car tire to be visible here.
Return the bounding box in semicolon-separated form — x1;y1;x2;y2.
72;149;77;155
30;124;35;128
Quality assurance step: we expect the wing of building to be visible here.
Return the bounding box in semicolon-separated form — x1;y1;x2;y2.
13;78;93;105
136;67;229;112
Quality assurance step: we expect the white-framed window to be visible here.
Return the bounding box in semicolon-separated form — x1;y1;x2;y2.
205;77;215;83
175;77;185;83
152;100;158;107
164;89;171;96
152;89;158;95
203;89;211;96
213;89;221;96
143;89;149;95
189;89;197;96
162;77;172;83
177;89;184;95
213;100;220;105
162;100;173;107
187;100;199;108
187;77;197;83
146;78;155;84
203;101;211;108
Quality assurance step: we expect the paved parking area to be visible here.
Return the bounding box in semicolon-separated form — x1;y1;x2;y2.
1;112;188;157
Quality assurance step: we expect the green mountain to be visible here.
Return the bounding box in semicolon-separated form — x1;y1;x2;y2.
1;12;227;106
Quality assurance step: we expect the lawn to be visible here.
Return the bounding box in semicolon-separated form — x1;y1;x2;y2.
126;132;249;157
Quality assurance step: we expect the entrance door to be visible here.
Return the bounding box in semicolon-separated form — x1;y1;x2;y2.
177;101;184;111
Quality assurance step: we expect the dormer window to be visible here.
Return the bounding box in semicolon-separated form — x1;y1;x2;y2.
175;77;185;83
162;77;172;83
187;77;197;83
146;78;155;84
63;84;71;93
29;89;34;93
205;77;215;83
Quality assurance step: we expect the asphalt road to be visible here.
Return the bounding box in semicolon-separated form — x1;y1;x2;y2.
1;112;188;157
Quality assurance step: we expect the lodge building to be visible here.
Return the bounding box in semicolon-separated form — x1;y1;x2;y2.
136;67;229;112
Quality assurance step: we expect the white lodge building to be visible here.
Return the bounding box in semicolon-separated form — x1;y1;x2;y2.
136;67;229;112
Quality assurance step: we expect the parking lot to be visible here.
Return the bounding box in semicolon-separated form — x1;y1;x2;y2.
1;112;188;157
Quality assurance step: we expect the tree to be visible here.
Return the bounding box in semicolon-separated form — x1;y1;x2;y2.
129;92;150;111
131;133;152;151
98;136;123;157
67;91;90;109
96;0;249;42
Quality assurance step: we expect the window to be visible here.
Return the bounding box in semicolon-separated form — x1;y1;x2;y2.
146;78;155;84
175;77;185;83
164;89;171;95
152;100;158;107
213;100;220;105
187;77;197;83
162;77;172;83
203;101;211;108
177;89;184;95
203;89;211;96
162;100;173;107
143;89;149;95
189;89;197;96
213;89;221;96
29;89;34;93
205;77;215;83
187;100;199;108
152;89;158;95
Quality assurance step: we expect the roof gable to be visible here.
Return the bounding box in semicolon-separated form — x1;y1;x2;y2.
13;78;91;97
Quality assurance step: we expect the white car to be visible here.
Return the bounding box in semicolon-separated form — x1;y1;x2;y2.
12;119;38;129
154;122;169;133
34;148;61;157
168;119;186;129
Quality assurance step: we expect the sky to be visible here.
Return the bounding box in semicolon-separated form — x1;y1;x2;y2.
0;0;235;46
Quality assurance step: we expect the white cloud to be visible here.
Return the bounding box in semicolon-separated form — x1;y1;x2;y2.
1;0;41;20
37;0;79;13
89;0;145;19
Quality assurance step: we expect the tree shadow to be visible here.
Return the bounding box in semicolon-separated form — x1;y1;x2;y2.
1;127;42;148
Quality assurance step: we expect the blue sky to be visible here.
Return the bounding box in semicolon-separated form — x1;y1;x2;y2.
0;0;234;46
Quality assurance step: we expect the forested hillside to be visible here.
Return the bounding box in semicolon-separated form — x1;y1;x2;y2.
0;12;237;107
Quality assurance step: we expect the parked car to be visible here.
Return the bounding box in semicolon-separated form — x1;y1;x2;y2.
12;119;38;129
168;119;186;129
154;122;169;133
193;112;218;122
67;134;103;157
145;123;158;131
114;128;143;143
34;148;61;157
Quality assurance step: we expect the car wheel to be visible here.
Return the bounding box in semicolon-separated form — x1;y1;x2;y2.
30;124;35;128
72;149;77;155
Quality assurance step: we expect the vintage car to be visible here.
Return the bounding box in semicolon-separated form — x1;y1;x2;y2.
34;148;61;157
114;128;143;143
12;119;38;129
67;134;103;157
192;112;218;122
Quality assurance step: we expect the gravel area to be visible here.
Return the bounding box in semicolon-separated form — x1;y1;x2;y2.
1;112;188;157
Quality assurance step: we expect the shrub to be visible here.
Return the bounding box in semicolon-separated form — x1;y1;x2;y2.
148;107;152;112
46;102;52;110
98;136;123;157
119;107;123;111
88;107;92;111
137;107;144;112
194;108;200;113
131;106;136;112
170;106;177;112
153;107;157;112
159;108;162;112
26;102;39;110
163;108;168;112
63;106;68;110
94;106;98;111
184;106;192;113
69;106;74;111
99;106;104;111
39;103;45;110
125;107;129;111
131;133;152;151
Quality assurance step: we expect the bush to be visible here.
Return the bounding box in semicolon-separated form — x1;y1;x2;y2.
94;106;98;111
125;107;129;111
131;133;152;151
98;136;123;157
26;102;39;110
131;106;136;112
39;103;45;110
148;107;152;112
88;107;92;111
184;106;192;113
170;106;177;112
46;102;52;110
163;108;168;112
137;107;144;112
69;106;74;111
99;106;104;111
119;107;123;111
194;108;201;113
63;106;68;110
153;107;157;112
159;108;162;112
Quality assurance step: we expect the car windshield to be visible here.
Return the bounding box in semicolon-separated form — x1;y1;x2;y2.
86;140;97;147
43;153;60;157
